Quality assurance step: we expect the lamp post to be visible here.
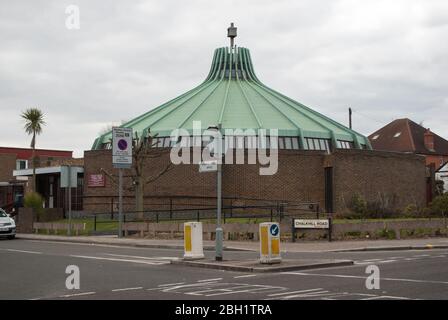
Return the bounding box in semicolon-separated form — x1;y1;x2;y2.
208;124;223;261
216;123;223;261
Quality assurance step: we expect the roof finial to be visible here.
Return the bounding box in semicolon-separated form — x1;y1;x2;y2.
227;22;237;48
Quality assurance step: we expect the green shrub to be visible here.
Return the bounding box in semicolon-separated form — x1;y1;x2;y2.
24;192;44;216
430;193;448;217
344;231;362;238
350;194;367;216
402;204;419;218
376;229;396;239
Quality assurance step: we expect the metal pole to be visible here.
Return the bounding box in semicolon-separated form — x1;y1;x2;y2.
68;165;72;236
215;124;223;261
349;107;352;129
118;169;123;238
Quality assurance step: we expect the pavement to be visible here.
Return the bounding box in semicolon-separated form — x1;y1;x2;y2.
171;258;353;273
1;237;448;300
16;233;448;252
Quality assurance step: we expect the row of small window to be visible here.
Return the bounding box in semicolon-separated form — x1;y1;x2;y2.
103;137;355;151
16;158;55;170
337;140;355;149
150;136;334;151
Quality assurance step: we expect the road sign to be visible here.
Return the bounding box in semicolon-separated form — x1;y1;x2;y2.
260;222;281;264
199;160;218;172
270;224;279;236
294;219;329;229
60;166;77;188
112;127;133;169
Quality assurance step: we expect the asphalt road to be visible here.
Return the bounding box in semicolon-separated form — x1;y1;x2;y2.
1;238;447;300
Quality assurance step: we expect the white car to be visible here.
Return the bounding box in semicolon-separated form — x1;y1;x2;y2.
0;208;16;239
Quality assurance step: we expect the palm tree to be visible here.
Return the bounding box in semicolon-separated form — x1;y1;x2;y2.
21;108;45;192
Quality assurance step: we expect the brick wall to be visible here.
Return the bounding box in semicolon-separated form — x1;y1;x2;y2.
83;148;427;216
330;150;426;214
425;154;448;170
0;153;17;182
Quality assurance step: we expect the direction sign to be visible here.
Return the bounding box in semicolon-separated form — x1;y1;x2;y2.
112;127;133;169
270;224;279;237
199;160;218;172
60;166;77;188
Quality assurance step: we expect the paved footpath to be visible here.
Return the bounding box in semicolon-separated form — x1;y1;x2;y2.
16;233;448;252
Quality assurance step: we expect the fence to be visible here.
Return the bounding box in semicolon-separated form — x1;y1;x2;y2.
72;201;323;235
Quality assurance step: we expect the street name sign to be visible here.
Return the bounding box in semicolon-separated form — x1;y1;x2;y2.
199;160;218;172
294;219;330;229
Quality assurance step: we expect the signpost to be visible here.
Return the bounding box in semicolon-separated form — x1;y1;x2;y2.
61;165;77;236
112;127;133;238
201;125;223;261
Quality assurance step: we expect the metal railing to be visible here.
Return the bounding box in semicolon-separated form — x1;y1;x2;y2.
77;202;322;234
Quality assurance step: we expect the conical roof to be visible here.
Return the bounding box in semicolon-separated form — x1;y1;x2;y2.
92;46;371;150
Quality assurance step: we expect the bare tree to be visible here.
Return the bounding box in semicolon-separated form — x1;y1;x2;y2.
101;131;174;219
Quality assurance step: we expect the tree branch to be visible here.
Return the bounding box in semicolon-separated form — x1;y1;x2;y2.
145;163;175;185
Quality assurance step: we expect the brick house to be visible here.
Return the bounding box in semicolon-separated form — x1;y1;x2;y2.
368;118;448;170
0;147;73;212
436;162;448;193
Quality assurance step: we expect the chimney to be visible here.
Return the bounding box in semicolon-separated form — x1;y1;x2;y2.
424;128;435;151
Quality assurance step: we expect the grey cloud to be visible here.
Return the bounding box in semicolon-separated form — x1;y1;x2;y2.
0;0;447;157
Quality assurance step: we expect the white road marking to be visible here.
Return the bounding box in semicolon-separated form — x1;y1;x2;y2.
355;259;398;265
414;254;430;257
377;259;398;264
145;282;220;292
362;295;412;300
361;258;383;262
355;261;378;265
2;249;42;255
158;282;186;287
189;284;255;296
156;281;222;291
268;288;323;297
104;253;179;261
279;290;330;299
204;289;258;297
197;278;223;282
283;272;448;285
204;284;286;297
111;287;143;292
69;255;169;265
233;274;257;279
27;240;181;251
320;293;376;300
59;292;96;298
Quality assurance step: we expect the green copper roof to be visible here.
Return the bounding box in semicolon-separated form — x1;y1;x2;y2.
92;47;371;150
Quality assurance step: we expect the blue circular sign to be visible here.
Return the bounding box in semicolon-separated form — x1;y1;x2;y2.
118;139;128;151
270;224;279;237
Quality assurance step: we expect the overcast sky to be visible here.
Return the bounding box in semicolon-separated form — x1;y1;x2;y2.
1;0;447;157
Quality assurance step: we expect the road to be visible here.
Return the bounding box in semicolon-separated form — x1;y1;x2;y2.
1;238;447;300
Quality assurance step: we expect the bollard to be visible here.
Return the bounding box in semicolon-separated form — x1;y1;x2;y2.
259;222;281;264
183;222;204;260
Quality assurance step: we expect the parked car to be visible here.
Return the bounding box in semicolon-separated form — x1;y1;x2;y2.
0;208;16;239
